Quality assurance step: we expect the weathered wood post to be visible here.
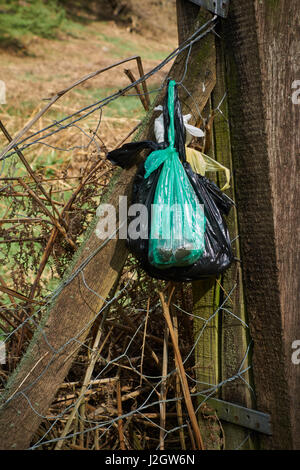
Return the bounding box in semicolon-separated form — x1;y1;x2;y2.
177;0;254;449
223;0;300;449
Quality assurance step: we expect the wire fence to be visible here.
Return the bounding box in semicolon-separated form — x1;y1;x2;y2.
0;16;254;450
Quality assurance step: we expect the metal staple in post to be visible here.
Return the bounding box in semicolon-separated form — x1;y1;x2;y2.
187;0;230;18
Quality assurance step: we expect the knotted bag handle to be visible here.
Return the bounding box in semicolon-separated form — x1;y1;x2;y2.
162;79;187;163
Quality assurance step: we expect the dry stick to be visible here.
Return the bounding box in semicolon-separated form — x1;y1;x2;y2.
121;386;151;402
58;378;118;389
0;218;53;225
105;319;166;347
52;384;150;406
0;192;65;206
7;352;49;402
0;285;44;305
54;326;113;450
172;306;186;450
18;178;76;250
187;421;197;451
79;401;85;449
68;411;190;421
124;69;149;111
1;176;95;194
113;308;160;366
159;290;205;451
94;427;100;451
136;56;151;110
160;324;169;450
68;444;88;451
0;55;148;160
115;334;126;451
113;122;142;150
1;203;13;222
0;323;8;334
0;120;62;223
28;165;112;300
0;275;17;307
29;229;59;300
0;310;18;331
53;390;97;405
215;277;233;305
116;379;126;450
0;237;45;244
0;301;29;334
60;166;111;219
140;297;150;387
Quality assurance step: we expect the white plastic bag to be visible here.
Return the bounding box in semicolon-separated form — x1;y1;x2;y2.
154;106;204;144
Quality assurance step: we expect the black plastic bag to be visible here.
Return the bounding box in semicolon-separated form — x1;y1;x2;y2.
107;81;234;281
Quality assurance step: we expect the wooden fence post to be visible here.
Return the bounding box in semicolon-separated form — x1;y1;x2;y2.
177;1;255;449
211;34;255;450
222;0;299;449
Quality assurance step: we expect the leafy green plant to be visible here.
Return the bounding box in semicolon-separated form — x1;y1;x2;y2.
0;0;67;49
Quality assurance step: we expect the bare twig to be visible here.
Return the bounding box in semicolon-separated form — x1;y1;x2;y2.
159;289;205;450
54;326;113;450
0;285;44;305
124;69;149;111
160;324;169;450
113;122;142;150
0;120;62;222
136;56;151;110
18;178;76;250
7;352;49;402
172;302;186;450
140;297;150;386
116;379;126;450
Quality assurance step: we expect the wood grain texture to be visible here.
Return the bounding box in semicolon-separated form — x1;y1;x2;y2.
254;0;300;449
193;279;223;449
223;0;299;449
176;0;200;43
175;3;216;122
212;35;255;450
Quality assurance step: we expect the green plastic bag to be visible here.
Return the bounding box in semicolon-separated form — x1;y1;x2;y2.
144;80;206;268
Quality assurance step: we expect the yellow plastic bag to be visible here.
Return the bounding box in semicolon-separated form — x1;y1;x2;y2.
185;146;230;191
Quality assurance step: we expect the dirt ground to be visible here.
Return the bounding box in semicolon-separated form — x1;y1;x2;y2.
0;4;178;149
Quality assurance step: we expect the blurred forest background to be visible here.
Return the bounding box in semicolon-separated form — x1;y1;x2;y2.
0;0;177;136
0;0;177;49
